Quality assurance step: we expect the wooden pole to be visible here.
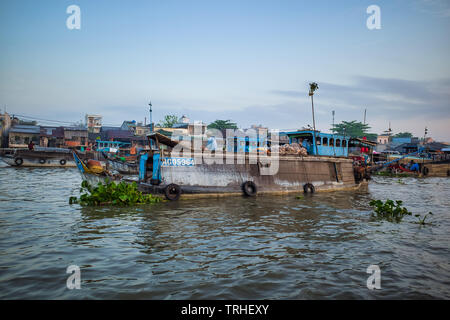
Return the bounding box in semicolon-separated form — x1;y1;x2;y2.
311;94;318;155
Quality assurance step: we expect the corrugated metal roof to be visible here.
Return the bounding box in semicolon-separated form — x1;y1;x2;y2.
9;125;40;134
64;126;87;131
105;130;134;139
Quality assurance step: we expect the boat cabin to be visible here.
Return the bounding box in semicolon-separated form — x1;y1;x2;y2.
226;136;267;153
96;140;130;153
283;130;349;157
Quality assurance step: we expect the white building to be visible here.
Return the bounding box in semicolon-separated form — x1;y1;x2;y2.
85;114;102;133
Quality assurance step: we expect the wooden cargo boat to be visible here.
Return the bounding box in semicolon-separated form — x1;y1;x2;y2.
0;147;77;167
137;131;367;200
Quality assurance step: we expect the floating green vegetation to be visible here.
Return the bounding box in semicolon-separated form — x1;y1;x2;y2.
369;199;412;223
373;171;411;178
296;195;304;200
397;179;405;184
414;212;434;226
69;180;162;206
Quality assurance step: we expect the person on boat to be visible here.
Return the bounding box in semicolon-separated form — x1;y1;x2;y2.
410;161;420;172
130;143;137;155
206;136;217;152
28;140;35;150
301;138;311;154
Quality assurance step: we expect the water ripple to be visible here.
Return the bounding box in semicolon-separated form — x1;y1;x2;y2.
0;167;449;299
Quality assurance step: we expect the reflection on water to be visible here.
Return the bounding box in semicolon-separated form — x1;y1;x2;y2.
0;167;449;299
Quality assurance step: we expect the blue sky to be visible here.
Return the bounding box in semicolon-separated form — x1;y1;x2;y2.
1;0;449;140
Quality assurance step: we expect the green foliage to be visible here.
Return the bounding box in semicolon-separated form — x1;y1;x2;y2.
69;180;162;206
414;212;433;226
296;195;304;200
369;199;412;222
207;119;238;130
373;171;411;178
309;82;319;94
394;132;413;138
331;120;377;140
157;114;179;128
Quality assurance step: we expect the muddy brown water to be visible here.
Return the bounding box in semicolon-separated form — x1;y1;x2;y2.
0;165;449;299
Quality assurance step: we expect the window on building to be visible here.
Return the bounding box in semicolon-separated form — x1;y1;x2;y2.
322;137;328;146
342;140;347;147
329;138;334;146
336;139;341;147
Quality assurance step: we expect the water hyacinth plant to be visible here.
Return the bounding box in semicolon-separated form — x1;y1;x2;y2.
414;212;433;226
69;180;162;206
369;199;412;222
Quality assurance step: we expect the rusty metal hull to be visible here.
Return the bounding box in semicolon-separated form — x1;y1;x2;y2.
140;155;358;198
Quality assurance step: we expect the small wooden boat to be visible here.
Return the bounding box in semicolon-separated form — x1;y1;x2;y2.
0;147;76;167
106;157;138;175
72;151;136;185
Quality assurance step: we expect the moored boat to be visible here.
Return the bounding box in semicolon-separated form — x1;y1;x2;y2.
137;131;368;200
106;157;138;175
72;150;137;185
0;147;77;167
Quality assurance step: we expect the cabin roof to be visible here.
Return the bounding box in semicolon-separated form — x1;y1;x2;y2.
147;132;179;148
282;130;348;140
350;137;377;147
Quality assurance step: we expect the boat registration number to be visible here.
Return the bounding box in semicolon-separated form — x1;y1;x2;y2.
161;157;195;167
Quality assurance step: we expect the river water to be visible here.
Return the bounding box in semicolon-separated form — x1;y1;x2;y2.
0;165;449;299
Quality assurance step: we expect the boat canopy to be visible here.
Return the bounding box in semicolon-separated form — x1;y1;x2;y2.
147;132;179;148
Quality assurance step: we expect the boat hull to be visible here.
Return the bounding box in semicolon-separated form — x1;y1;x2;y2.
0;149;76;167
139;154;361;199
106;159;138;174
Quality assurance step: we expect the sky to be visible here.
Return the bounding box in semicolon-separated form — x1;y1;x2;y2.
1;0;449;140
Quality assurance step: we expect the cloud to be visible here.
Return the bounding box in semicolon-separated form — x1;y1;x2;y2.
272;76;450;119
270;76;450;140
416;0;450;17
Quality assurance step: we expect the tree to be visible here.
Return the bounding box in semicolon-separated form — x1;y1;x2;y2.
207;120;238;130
331;120;377;140
394;132;413;138
157;114;178;128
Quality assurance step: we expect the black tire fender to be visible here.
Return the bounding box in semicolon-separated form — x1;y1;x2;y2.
39;159;46;164
60;159;67;166
303;183;315;194
164;183;181;201
242;181;257;197
14;157;23;166
422;166;429;176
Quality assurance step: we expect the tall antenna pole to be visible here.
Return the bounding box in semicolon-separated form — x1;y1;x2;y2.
148;101;153;133
363;108;366;125
332;110;335;131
